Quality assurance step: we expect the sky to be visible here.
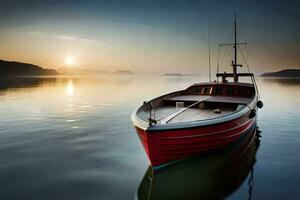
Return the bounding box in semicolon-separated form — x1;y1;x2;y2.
0;0;299;74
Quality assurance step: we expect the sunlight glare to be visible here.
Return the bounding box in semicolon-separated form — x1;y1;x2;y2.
65;56;75;67
66;80;74;96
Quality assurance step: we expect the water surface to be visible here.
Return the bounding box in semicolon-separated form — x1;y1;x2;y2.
0;76;299;199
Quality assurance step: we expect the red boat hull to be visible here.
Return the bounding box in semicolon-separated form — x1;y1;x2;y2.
135;113;256;167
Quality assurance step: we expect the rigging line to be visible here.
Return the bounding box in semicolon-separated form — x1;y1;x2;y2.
239;45;261;99
219;24;235;70
217;3;224;81
219;43;230;69
238;46;251;72
251;76;261;99
242;21;250;61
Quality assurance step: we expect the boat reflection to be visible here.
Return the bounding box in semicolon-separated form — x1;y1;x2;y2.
136;126;260;200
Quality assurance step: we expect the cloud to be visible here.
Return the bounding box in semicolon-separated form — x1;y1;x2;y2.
27;31;42;35
26;31;118;47
55;35;98;44
27;31;98;44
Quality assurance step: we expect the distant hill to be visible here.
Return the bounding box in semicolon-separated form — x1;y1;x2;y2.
261;69;300;77
0;60;58;76
58;66;108;75
58;66;133;75
164;73;184;76
115;70;133;75
163;73;193;76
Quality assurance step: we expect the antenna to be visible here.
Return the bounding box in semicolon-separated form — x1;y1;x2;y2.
208;20;211;82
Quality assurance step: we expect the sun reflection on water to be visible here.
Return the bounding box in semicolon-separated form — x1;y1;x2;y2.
66;80;74;96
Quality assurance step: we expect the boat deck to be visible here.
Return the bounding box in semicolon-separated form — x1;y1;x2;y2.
167;107;235;123
138;95;251;124
166;95;250;104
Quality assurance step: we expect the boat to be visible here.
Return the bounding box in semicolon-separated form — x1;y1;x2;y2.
136;126;260;200
131;15;263;169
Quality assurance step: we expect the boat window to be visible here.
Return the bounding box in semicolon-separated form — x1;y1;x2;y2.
194;87;201;93
214;87;223;95
238;87;252;97
226;88;234;96
203;87;211;95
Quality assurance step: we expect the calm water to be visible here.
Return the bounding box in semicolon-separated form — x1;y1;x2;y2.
0;76;299;200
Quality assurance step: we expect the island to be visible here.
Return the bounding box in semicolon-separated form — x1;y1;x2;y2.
261;69;300;77
0;60;58;76
114;70;134;75
163;73;194;76
58;66;133;75
164;73;184;76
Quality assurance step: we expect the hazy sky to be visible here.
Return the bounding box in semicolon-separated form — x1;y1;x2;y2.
0;0;299;74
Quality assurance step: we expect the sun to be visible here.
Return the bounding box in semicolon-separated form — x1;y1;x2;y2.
65;56;75;67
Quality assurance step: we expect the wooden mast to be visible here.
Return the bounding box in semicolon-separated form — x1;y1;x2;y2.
216;13;249;82
233;12;238;82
